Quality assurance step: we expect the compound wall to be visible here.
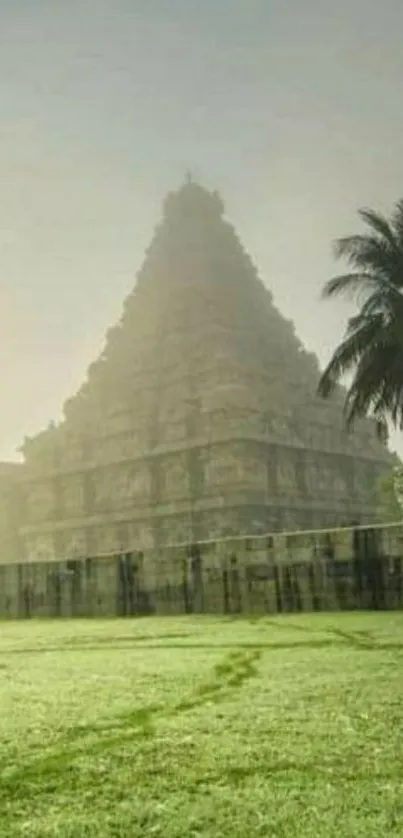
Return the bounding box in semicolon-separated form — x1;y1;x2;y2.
1;522;403;619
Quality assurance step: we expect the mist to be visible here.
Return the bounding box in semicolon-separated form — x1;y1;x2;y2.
1;0;403;458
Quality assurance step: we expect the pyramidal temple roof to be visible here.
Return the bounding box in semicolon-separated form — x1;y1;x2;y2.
18;179;396;548
24;180;391;467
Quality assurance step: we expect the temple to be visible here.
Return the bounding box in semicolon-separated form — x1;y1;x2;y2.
9;181;394;563
0;463;22;562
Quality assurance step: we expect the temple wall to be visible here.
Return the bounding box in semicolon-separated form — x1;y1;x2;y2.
0;466;23;564
1;521;403;618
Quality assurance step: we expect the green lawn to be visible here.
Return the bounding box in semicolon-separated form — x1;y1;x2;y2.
0;613;402;837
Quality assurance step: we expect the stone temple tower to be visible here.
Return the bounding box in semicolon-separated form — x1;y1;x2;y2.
19;180;393;561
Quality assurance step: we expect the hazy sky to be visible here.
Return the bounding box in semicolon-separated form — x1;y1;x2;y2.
1;0;403;460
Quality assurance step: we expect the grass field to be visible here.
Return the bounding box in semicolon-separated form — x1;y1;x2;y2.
1;613;403;837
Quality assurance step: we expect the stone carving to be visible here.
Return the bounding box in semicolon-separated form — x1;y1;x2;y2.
91;526;118;556
237;451;267;486
92;469;112;508
59;439;83;468
137;524;154;549
103;409;133;436
62;476;85;516
162;455;189;498
91;464;150;509
158;421;187;444
129;466;151;500
159;516;192;546
62;529;87;558
276;460;296;491
203;446;242;488
26;533;54;562
331;471;348;496
27;482;54;522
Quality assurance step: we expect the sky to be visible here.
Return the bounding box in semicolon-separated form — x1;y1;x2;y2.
1;0;403;460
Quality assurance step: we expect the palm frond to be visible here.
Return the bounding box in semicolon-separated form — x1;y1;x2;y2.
319;196;403;434
343;337;403;429
333;234;398;279
321;272;377;301
358;207;396;247
391;199;403;246
317;314;384;399
356;290;397;321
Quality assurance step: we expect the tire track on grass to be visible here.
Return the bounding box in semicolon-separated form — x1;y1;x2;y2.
0;647;263;804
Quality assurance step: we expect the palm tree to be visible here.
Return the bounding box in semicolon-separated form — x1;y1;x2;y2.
318;199;403;438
